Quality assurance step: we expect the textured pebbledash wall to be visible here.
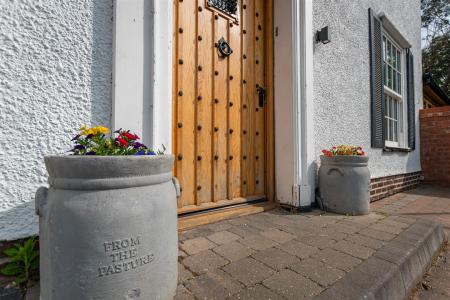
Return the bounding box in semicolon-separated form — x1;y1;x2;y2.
0;1;113;240
313;0;422;178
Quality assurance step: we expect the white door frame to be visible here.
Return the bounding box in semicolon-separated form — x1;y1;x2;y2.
112;0;315;208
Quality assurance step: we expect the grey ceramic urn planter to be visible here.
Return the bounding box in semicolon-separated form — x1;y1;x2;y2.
35;155;179;300
318;155;370;215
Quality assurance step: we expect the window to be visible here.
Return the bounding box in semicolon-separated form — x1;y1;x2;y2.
382;34;405;147
369;9;416;150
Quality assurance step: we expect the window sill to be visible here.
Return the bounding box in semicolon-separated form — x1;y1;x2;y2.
383;146;412;152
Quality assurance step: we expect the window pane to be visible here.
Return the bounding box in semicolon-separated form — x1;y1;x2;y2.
393;70;397;92
398;73;401;94
393;121;398;142
389;119;393;141
387;40;392;64
398;50;401;70
383;37;386;61
394;99;398;120
385;96;390;117
387;65;392;89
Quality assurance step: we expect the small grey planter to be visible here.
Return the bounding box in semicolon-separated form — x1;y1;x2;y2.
318;155;370;215
36;155;178;300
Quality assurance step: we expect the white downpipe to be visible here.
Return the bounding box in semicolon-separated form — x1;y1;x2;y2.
293;0;314;207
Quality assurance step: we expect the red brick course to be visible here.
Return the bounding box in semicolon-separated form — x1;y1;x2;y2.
420;107;450;186
370;172;422;202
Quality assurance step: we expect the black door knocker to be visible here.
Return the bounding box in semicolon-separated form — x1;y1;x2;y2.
217;37;233;58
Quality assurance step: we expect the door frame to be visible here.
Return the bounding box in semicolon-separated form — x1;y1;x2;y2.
171;0;275;220
111;0;315;229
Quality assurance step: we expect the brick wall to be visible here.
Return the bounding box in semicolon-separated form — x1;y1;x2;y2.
370;172;422;202
420;106;450;186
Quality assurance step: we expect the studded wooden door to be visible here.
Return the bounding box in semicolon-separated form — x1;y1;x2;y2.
173;0;269;214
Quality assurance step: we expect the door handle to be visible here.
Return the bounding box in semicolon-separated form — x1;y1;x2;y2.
257;86;266;108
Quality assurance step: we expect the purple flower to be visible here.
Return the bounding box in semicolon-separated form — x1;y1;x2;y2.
86;151;96;155
135;150;146;155
74;145;85;150
132;142;145;149
147;151;156;155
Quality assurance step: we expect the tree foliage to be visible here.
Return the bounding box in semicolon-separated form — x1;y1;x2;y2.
422;0;450;95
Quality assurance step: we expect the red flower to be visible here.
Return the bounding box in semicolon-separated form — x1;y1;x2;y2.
117;137;128;147
121;132;139;140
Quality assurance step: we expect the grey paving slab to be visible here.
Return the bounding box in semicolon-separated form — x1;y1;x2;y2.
184;273;236;300
180;236;217;255
276;240;319;259
344;233;386;250
229;284;285;300
213;241;255;261
181;250;229;274
178;263;194;283
252;247;301;271
290;258;346;287
312;248;362;272
359;227;397;241
260;228;296;244
239;234;279;251
207;230;240;245
263;269;324;299
174;285;196;300
223;257;275;286
331;240;375;259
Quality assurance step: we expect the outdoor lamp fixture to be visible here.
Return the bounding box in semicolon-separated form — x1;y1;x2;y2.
316;26;330;44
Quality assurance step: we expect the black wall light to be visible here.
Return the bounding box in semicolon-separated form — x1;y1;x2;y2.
316;26;330;44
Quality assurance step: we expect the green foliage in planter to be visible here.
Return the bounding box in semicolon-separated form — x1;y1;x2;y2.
1;237;39;287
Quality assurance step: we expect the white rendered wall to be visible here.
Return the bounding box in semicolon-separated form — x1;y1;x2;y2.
0;1;113;240
313;0;422;178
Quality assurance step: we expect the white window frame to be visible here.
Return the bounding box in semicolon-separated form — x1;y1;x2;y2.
382;30;407;149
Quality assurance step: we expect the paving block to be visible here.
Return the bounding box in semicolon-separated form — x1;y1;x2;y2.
276;240;319;259
312;248;362;272
229;284;284;300
263;269;323;299
302;235;337;249
228;224;261;238
260;228;295;244
369;222;405;235
182;250;228;274
180;237;216;255
178;263;194;283
174;285;195;300
207;230;240;245
359;227;396;241
345;233;385;250
223;257;275;286
239;234;279;251
290;258;345;287
184;273;235;300
331;240;374;259
252;247;300;271
213;241;255;261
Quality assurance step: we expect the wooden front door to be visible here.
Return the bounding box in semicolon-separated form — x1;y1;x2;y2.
173;0;270;214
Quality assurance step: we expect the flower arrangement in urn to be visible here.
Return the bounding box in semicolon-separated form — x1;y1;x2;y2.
36;125;178;299
318;144;370;215
321;145;365;157
70;125;165;156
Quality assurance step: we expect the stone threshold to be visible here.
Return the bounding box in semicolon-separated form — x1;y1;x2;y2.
314;218;445;300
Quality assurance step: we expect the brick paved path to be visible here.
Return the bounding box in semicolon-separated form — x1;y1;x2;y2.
372;184;450;300
176;189;437;299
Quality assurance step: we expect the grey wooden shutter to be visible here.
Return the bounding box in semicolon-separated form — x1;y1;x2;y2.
368;9;385;148
406;49;416;150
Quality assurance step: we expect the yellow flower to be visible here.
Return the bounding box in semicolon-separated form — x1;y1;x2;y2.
79;125;109;136
92;126;109;135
